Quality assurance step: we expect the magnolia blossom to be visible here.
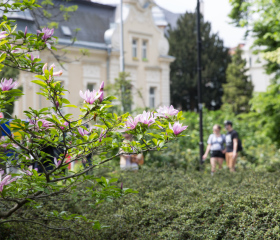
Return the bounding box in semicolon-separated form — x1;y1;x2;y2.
0;78;18;91
24;26;28;37
60;122;69;130
99;129;106;142
78;127;90;136
125;116;139;130
11;49;20;53
99;81;104;102
99;81;104;91
0;31;7;40
156;105;179;118
169;122;188;135
37;27;54;41
22;165;38;176
136;111;156;127
0;172;20;192
54;157;61;167
42;63;63;76
79;89;102;104
27;53;39;62
29;118;53;130
0;136;8;148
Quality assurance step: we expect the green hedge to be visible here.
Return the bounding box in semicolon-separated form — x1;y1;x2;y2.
91;168;280;239
2;168;280;239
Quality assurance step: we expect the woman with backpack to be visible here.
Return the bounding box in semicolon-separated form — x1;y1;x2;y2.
203;124;226;175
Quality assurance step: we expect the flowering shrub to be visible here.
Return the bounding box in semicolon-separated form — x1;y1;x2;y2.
0;0;188;233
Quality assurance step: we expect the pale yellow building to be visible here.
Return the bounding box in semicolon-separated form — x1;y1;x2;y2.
13;0;180;119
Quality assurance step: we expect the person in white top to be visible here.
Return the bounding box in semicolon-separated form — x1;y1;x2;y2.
120;134;139;171
203;124;226;175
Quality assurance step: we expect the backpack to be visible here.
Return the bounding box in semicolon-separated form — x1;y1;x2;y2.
238;138;243;152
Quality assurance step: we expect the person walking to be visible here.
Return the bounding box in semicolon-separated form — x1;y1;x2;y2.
203;124;225;175
224;120;239;172
120;134;144;171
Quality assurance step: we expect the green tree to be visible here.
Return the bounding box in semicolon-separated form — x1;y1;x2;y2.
246;83;280;146
228;0;280;145
229;0;280;75
107;72;133;114
0;2;186;235
222;47;253;114
168;12;231;111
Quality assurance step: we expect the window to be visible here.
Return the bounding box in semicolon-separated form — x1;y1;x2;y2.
87;83;96;91
61;26;72;36
149;87;156;108
132;39;138;58
142;40;147;59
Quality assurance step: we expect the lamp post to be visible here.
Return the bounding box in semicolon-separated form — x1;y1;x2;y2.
120;0;125;72
196;0;204;165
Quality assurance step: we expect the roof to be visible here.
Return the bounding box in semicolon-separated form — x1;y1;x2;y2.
11;0;180;50
36;0;116;44
158;7;182;32
13;0;116;46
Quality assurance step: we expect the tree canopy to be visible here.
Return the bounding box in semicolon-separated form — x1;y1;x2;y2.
222;47;253;114
229;0;280;75
168;12;231;111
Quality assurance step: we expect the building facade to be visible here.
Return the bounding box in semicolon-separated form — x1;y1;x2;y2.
242;44;272;92
13;0;178;119
230;43;272;93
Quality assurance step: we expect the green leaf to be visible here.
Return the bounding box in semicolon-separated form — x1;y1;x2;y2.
64;104;77;108
31;80;47;87
0;53;6;63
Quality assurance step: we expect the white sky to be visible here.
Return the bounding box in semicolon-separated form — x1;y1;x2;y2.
94;0;246;47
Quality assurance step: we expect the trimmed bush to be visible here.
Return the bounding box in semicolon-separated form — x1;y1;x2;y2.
91;168;280;239
2;168;280;239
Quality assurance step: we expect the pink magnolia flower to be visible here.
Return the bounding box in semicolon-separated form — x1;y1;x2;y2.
60;122;69;130
169;122;188;135
0;31;7;40
136;111;156;127
156;105;179;118
99;129;106;142
0;78;18;91
29;118;53;130
27;53;39;62
0;174;20;192
54;157;61;167
99;91;104;102
78;127;90;136
79;89;102;104
53;70;63;76
97;81;105;102
99;81;104;91
42;63;63;76
125;116;139;130
24;26;28;37
22;165;38;176
0;169;4;175
11;49;20;53
0;136;9;148
37;27;54;41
